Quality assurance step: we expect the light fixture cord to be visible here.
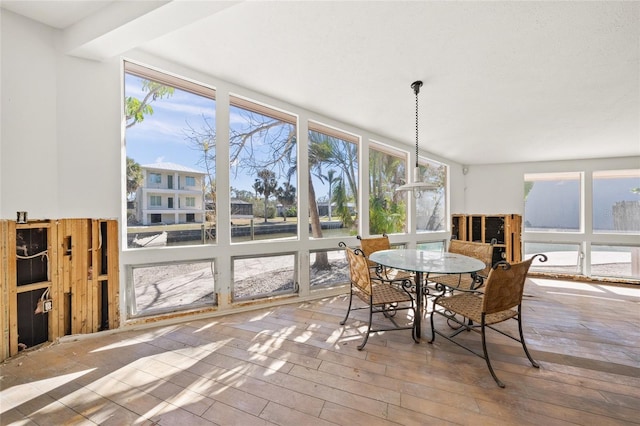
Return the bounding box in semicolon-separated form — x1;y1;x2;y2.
415;88;419;168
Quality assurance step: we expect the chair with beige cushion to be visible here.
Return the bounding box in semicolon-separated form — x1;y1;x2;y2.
428;239;495;293
357;234;414;285
428;254;547;387
339;242;418;350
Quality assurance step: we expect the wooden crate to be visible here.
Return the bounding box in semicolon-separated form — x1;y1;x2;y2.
451;214;522;264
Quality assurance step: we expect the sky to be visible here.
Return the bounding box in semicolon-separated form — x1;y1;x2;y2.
125;73;334;198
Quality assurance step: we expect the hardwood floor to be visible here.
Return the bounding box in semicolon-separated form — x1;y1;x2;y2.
1;277;639;425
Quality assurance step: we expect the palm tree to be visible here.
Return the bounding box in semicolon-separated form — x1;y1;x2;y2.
126;157;143;200
254;169;278;223
324;169;337;221
276;182;296;221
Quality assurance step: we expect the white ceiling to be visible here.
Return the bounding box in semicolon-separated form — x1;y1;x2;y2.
2;0;639;166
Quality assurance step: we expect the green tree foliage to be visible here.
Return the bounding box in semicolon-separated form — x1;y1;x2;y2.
124;78;175;204
333;175;355;231
126;156;143;199
254;169;278;223
125;80;175;128
276;182;296;221
524;181;535;201
231;187;254;202
369;149;406;234
417;162;446;231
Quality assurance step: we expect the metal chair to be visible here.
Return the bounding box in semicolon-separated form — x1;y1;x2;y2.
428;239;495;293
339;243;418;350
429;254;547;387
357;234;413;285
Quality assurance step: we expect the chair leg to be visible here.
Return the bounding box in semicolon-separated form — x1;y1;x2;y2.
340;287;354;326
517;308;540;368
481;319;505;388
357;303;374;350
428;304;436;343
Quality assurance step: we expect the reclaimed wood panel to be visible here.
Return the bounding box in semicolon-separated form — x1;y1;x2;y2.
1;218;119;362
7;220;18;356
0;221;8;360
106;219;120;329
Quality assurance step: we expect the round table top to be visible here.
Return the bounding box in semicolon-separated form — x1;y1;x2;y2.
369;249;485;274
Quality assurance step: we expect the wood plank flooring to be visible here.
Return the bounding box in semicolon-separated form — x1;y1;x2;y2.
1;277;639;425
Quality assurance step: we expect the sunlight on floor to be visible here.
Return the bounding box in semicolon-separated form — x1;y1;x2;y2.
0;369;95;412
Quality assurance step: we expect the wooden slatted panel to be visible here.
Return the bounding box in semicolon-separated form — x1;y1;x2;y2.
510;214;522;262
89;219;100;332
106;220;120;329
0;221;8;360
74;219;89;334
48;221;62;339
7;220;18;357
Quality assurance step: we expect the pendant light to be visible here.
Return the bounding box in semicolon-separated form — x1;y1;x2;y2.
396;80;438;194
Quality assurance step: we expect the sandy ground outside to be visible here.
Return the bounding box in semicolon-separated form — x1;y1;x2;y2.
130;250;634;315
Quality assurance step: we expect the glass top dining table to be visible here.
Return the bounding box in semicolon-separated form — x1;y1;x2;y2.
369;249;486;340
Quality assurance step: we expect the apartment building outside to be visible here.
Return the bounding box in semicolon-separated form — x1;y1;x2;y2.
135;162;206;225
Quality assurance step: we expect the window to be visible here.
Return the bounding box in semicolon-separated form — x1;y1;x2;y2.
416;159;447;232
129;260;216;317
186;213;195;223
591;245;640;279
233;254;296;300
149;173;161;184
229;96;297;243
124;61;216;247
369;143;407;234
185;197;195;207
417;241;445;252
524;172;582;232
310;249;349;289
593;169;640;234
308;121;359;239
524;242;583;275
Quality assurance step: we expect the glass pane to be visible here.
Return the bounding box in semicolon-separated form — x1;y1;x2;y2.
369;147;407;234
233;254;296;300
591;245;640;279
524;172;581;232
524;242;582;274
310;249;349;289
131;261;216;316
309;129;359;239
125;70;216;248
416;241;444;252
229;100;297;243
593;169;640;234
416;160;446;232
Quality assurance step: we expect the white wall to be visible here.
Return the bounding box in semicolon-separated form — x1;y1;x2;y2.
460;156;640;215
1;11;60;219
1;10;122;220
